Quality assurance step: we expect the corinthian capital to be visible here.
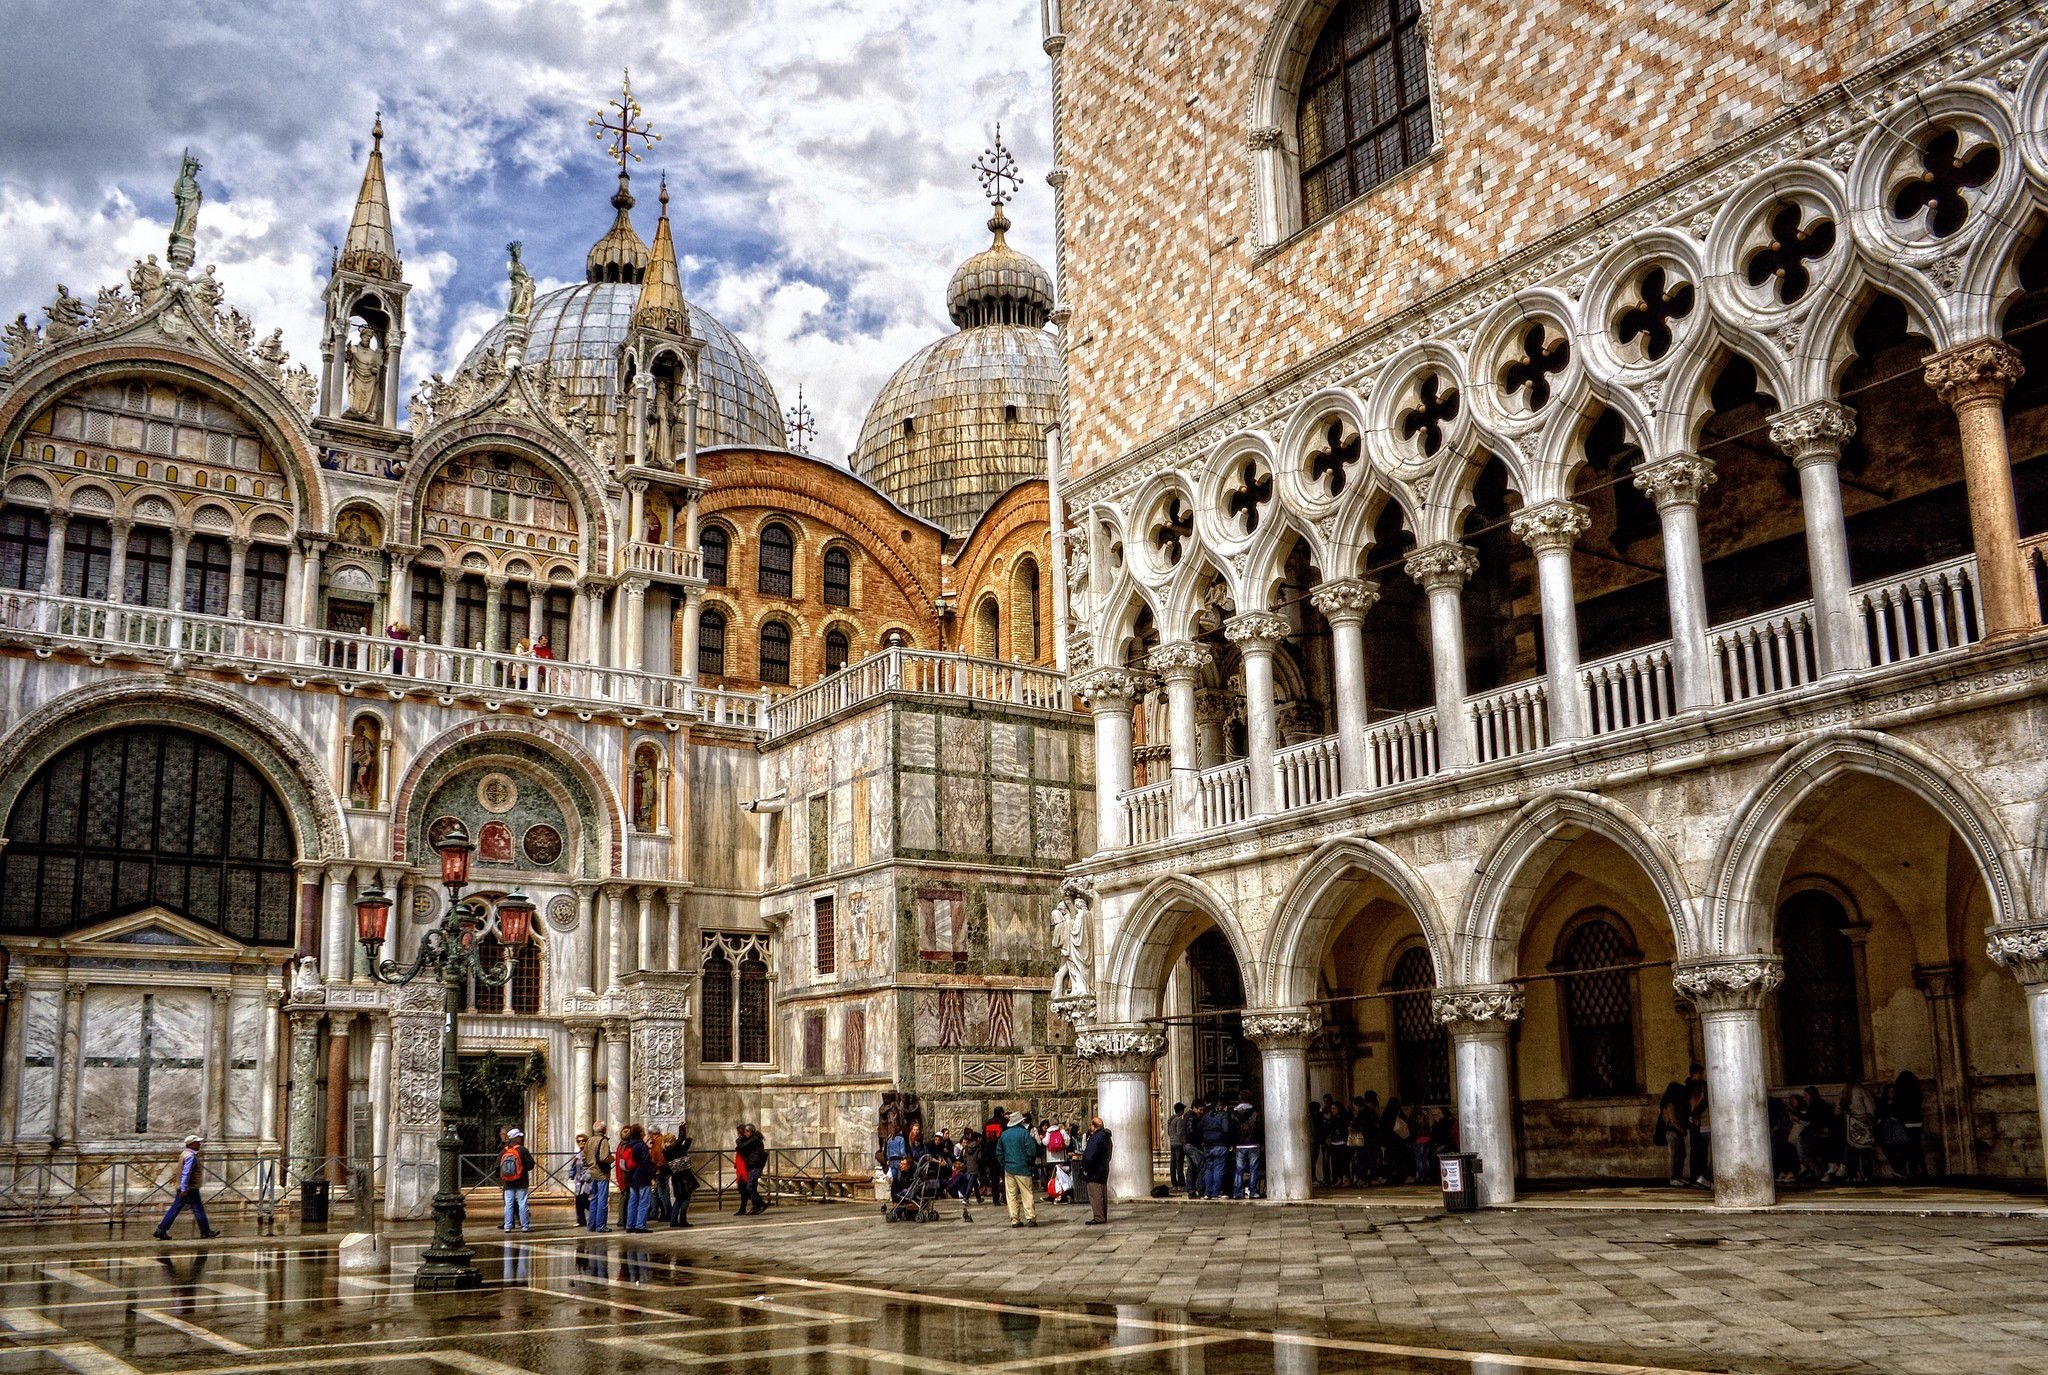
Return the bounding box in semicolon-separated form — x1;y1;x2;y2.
1509;500;1591;554
1767;401;1856;467
1404;541;1478;591
1987;921;2048;987
1242;1008;1320;1051
1071;665;1152;709
1672;956;1783;1013
1308;578;1380;623
1631;453;1716;510
1147;640;1212;680
1075;1024;1167;1074
1223;610;1291;648
1432;984;1525;1032
1923;338;2024;409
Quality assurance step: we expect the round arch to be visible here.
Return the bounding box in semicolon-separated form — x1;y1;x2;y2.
390;719;621;876
1261;835;1452;1007
1098;873;1259;1023
400;423;618;569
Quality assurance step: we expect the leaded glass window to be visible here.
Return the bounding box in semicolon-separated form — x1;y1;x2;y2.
738;945;771;1063
758;522;794;597
124;526;174;608
245;543;288;623
410;566;446;642
822;546;851;606
759;618;791;686
698;609;728;677
0;508;48;591
63;519;113;599
1559;915;1638;1098
1297;0;1433;225
700;941;735;1063
1777;890;1863;1084
468;933;543;1015
1389;944;1449;1105
701;527;729;587
184;535;233;615
701;931;772;1066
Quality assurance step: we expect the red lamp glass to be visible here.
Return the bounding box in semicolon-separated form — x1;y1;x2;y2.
436;821;475;887
354;886;393;947
494;890;535;946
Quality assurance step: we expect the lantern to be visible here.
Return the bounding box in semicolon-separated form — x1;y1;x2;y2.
354;886;393;949
436;821;475;887
494;890;536;946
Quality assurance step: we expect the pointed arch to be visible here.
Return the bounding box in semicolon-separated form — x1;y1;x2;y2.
1261;835;1451;1008
1099;872;1257;1023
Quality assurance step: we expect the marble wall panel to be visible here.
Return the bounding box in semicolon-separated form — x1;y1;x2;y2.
900;712;935;769
831;781;854;871
991;780;1031;857
1034;786;1073;860
983;890;1041;963
939;775;987;853
900;773;937;850
1034;729;1069;783
228;997;264;1137
940;715;982;766
991;722;1029;778
17;989;58;1138
79;988;208;1140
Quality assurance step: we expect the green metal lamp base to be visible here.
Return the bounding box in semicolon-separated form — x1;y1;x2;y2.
413;1261;483;1290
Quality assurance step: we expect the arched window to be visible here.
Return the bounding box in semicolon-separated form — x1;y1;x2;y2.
124;526;175;607
244;543;289;623
738;944;771;1063
701;931;772;1065
1013;557;1042;660
700;526;729;587
182;535;231;616
1388;944;1449;1105
759;618;792;685
700;940;735;1063
0;507;48;591
698;608;728;677
758;522;794;596
1558;914;1638;1098
973;595;1000;659
822;546;852;606
469;932;543;1015
1297;0;1433;225
824;627;850;673
1777;889;1863;1084
0;725;296;942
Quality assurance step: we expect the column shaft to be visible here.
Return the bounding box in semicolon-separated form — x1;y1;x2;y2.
325;1014;353;1183
1926;340;2033;636
604;1022;630;1136
1635;456;1717;709
1407;544;1477;769
369;1019;391;1183
1770;404;1862;674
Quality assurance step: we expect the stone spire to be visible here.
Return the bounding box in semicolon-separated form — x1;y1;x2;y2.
632;176;690;336
338;114;402;281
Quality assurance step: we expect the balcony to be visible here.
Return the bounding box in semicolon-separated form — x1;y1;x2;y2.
617;541;703;582
0;589;766;728
1117;555;1994;848
762;646;1071;740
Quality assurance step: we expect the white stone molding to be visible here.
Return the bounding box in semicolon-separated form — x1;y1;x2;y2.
1071;665;1152;709
1671;957;1784;1013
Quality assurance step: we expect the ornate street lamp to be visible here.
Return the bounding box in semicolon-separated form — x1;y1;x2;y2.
356;820;531;1290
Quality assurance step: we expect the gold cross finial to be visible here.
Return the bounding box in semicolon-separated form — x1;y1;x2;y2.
974;123;1020;213
589;69;660;175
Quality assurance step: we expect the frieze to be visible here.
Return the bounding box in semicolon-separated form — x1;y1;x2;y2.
1432;985;1526;1029
1671;957;1784;1012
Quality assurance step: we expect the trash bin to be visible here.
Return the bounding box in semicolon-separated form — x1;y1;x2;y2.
1438;1152;1481;1212
299;1179;331;1230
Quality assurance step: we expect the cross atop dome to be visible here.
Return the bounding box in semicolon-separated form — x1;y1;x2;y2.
785;384;816;456
973;125;1020;234
589;68;660;175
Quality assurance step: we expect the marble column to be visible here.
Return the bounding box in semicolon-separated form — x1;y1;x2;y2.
1913;963;1973;1177
635;888;656;974
606;889;627;993
325;1013;353;1182
259;1002;281;1147
1988;923;2048;1191
167;528;192;612
1633;454;1718;709
1244;1009;1320;1201
678;585;704;682
1309;579;1378;791
0;979;22;1146
527;579;546;640
483;575;505;655
387;552;412;630
1073;666;1148;850
226;535;250;619
1077;1025;1165;1202
1925;339;2034;637
1149;641;1211;836
1192;689;1232;769
1224;612;1289;816
1510;500;1592;741
569;1022;599;1143
603;1018;630;1134
440;576;461;647
665;893;684;972
204;988;231;1140
368;1016;391;1185
575;887;598;995
286;1008;322;1179
1768;403;1861;676
622;575;650;668
299;539;326;630
53;983;85;1148
322;868;351;983
1673;957;1784;1208
1405;542;1479;769
1433;984;1524;1206
41;513;67;597
106;520;133;605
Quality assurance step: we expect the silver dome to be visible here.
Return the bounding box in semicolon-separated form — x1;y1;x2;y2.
462;281;787;450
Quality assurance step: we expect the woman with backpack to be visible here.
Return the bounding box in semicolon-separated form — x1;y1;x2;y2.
498;1128;535;1232
619;1124;656;1232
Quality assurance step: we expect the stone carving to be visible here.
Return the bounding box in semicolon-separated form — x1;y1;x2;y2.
1147;641;1212;678
1241;1009;1319;1049
1308;578;1380;622
290;955;323;998
343;325;385;421
1070;665;1151;708
128;255;165;308
189;264;223;312
1632;453;1716;509
1987;922;2048;986
1223;610;1291;647
624;982;691;1020
169;150;202;269
1403;541;1478;590
1923;338;2025;408
254;329;288;378
1671;957;1784;1013
1509;500;1592;554
1074;1025;1166;1074
1767;401;1857;463
1431;985;1526;1029
4;313;39;360
1049;874;1096;1010
545;894;578;933
506;241;535;332
477;772;519;813
43;286;89;342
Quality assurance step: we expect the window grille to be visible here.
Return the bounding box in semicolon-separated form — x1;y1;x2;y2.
760;619;792;685
184;535;233;615
1389;945;1449;1105
824;628;849;673
1559;916;1638;1097
124;527;175;608
698;610;728;677
701;931;774;1066
700;527;729;586
758;522;794;596
814;896;836;976
0;508;47;590
1297;0;1433;225
823;546;851;606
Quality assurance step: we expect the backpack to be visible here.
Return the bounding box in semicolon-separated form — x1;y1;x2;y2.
498;1147;526;1183
1045;1126;1066;1153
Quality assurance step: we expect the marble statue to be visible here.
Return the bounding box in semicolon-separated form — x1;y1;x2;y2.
189;264;223;312
254;328;288;377
3;314;38;359
128;254;165;308
169;151;202;266
506;241;534;328
44;286;89;341
343;325;384;421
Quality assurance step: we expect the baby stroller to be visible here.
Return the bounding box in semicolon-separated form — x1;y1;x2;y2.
883;1152;967;1223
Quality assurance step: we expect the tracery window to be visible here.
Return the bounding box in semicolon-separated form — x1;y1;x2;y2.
410;566;446;642
822;546;851;606
1777;890;1863;1084
758;522;794;597
0;725;296;942
701;527;729;587
1558;914;1638;1098
244;543;288;623
62;520;113;600
824;628;850;674
700;931;772;1065
698;609;728;677
184;535;233;616
1388;944;1449;1105
1297;0;1433;225
0;507;47;590
123;527;175;608
467;932;543;1015
759;618;792;686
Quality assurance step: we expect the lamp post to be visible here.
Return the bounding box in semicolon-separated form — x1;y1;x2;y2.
355;821;535;1290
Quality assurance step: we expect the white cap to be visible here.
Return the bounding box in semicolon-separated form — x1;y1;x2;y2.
184;1133;203;1146
507;1128;524;1140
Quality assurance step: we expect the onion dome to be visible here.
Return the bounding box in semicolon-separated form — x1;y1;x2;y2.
945;207;1053;328
586;172;650;285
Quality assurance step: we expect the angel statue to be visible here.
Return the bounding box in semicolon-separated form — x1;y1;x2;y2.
506;241;535;328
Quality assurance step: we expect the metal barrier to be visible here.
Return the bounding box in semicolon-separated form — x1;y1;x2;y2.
0;1152;296;1224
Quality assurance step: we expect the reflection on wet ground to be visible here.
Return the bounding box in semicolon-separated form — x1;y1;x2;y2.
0;1238;1681;1375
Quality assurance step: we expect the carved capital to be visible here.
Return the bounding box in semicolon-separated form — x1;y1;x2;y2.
1672;957;1783;1013
1924;338;2024;410
1988;922;2048;987
1248;124;1284;152
1051;992;1098;1025
1223;610;1291;649
1075;1024;1166;1074
1242;1008;1320;1051
1912;961;1961;1001
1147;640;1212;680
1404;541;1478;591
1631;453;1716;510
1308;577;1380;624
1509;500;1591;554
1768;401;1857;466
1071;665;1152;710
1432;984;1525;1032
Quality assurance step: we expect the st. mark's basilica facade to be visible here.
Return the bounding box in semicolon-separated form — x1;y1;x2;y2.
8;0;2048;1218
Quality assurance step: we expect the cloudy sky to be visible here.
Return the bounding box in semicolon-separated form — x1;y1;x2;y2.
0;0;1054;461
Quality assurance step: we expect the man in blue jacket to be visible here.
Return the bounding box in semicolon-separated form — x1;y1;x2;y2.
1079;1116;1113;1224
1195;1100;1232;1198
154;1134;221;1240
997;1111;1039;1227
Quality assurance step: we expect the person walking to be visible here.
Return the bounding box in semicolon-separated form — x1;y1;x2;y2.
734;1123;770;1215
1080;1115;1113;1225
1232;1099;1264;1199
585;1120;615;1232
998;1111;1039;1227
569;1132;592;1226
1166;1102;1189;1193
667;1121;698;1227
154;1134;221;1240
498;1128;535;1232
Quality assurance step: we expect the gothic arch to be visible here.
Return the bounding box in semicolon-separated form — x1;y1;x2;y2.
1099;873;1258;1023
1706;729;2028;957
0;675;348;863
1459;789;1695;985
390;718;621;876
1261;835;1451;1007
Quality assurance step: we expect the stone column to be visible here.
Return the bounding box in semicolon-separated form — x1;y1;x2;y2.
299;538;326;630
678;585;704;682
1633;454;1718;709
322;868;351;982
1149;641;1211;836
1913;963;1973;1177
483;574;505;655
41;513;67;596
105;519;132;604
368;1016;391;1185
1768;402;1861;675
1672;957;1784;1208
1309;579;1379;791
204;988;231;1139
1192;689;1232;769
1988;923;2048;1191
568;1022;599;1144
1433;984;1524;1206
0;979;22;1146
1224;612;1289;816
167;528;192;612
53;983;85;1148
386;983;442;1219
286;1007;322;1180
1076;1025;1165;1201
624;973;693;1131
1405;542;1479;768
527;578;546;641
635;887;655;975
440;575;460;648
622;575;650;668
1073;667;1147;850
387;552;412;630
575;887;598;995
259;1000;281;1147
606;889;627;992
665;892;684;972
1925;339;2033;637
1510;500;1592;741
325;1012;353;1183
1244;1009;1319;1201
603;1018;631;1134
226;535;250;618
